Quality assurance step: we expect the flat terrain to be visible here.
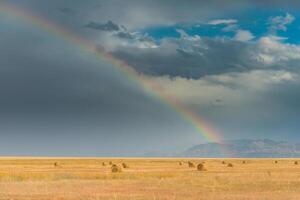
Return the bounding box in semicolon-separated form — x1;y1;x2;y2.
0;158;299;200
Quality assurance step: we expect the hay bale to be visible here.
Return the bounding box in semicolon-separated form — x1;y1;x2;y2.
242;161;246;164
295;161;298;165
197;163;206;171
109;161;113;165
274;160;278;164
122;163;129;168
227;163;233;167
111;164;122;173
179;162;183;166
188;161;195;168
222;161;226;164
102;162;106;166
54;162;59;167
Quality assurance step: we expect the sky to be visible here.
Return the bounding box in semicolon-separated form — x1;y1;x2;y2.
0;0;300;156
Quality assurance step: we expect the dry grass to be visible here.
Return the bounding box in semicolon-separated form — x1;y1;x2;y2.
0;157;299;199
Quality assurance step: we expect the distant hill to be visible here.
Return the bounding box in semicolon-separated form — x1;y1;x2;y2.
144;139;300;158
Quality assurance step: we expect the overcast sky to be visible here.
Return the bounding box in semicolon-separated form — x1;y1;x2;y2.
0;0;300;156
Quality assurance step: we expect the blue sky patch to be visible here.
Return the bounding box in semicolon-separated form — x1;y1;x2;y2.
141;8;300;44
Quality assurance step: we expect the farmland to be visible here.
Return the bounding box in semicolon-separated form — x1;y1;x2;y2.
0;158;299;199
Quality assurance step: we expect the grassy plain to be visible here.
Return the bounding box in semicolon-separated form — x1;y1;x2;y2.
0;157;299;200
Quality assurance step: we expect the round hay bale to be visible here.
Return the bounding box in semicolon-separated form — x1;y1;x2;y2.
122;163;129;168
295;161;298;165
109;161;113;165
222;161;226;164
179;162;183;166
227;163;233;167
54;162;59;167
197;163;205;171
102;162;106;166
242;161;246;164
274;160;278;164
188;161;195;168
111;164;122;173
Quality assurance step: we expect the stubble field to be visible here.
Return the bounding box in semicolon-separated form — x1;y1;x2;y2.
0;158;299;200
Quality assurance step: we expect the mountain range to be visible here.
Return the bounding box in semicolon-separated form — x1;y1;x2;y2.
144;139;300;158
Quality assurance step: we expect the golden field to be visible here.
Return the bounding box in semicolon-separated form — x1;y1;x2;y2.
0;158;299;200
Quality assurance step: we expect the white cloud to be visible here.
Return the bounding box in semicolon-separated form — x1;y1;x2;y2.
208;70;296;89
222;24;239;32
268;13;295;32
112;29;300;79
234;30;254;41
253;36;300;65
207;19;238;25
176;29;201;41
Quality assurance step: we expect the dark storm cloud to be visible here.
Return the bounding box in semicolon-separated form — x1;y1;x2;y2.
0;11;201;156
84;20;151;42
85;21;119;32
1;0;300;156
0;17;180;132
104;25;300;79
112;37;254;79
115;31;136;40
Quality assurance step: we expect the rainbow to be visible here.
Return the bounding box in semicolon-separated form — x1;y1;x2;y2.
0;2;223;143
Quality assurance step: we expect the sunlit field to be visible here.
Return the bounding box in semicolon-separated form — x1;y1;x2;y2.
0;158;299;200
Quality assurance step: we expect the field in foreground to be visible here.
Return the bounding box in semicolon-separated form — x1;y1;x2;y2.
0;158;299;200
